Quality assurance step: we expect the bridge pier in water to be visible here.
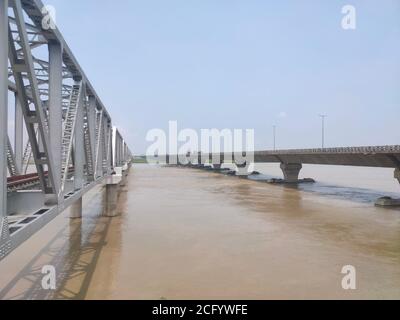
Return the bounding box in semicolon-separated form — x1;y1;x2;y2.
375;168;400;207
280;163;303;183
395;168;400;184
70;198;83;219
105;182;119;217
103;164;131;217
212;164;222;170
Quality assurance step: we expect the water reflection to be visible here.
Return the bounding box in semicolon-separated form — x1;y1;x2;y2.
208;170;400;263
249;173;400;206
0;181;128;300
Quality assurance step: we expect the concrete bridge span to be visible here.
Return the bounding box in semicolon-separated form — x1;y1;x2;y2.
165;145;400;171
253;146;400;169
164;145;400;206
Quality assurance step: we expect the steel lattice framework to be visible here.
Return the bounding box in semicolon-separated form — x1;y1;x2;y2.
1;0;132;260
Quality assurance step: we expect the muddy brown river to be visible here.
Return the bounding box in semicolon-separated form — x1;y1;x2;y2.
0;164;400;300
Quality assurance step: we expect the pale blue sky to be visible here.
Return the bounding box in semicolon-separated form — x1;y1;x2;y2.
43;0;400;153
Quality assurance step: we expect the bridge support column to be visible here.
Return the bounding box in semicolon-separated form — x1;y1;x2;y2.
375;168;400;207
280;163;302;183
120;164;129;187
105;183;119;217
70;197;82;219
104;175;121;217
213;164;222;170
395;168;400;184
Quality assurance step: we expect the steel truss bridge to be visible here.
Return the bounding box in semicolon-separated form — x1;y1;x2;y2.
1;0;132;261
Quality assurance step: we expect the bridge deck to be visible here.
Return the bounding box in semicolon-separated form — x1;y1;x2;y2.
175;146;400;168
254;146;400;168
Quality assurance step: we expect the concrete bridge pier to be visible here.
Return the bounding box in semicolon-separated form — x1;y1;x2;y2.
375;168;400;207
395;168;400;184
280;163;303;183
104;175;121;217
70;197;83;219
105;184;119;217
213;164;222;171
103;163;133;216
120;165;129;187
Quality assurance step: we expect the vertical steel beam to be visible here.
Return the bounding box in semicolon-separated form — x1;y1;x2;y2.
112;126;117;169
105;123;110;172
121;140;124;164
102;118;109;173
96;111;104;177
0;0;8;217
118;135;122;166
118;132;120;166
14;94;23;172
119;138;122;164
104;121;112;174
119;137;122;165
116;133;120;166
94;111;100;177
122;141;125;163
74;83;85;190
48;41;63;194
108;124;113;171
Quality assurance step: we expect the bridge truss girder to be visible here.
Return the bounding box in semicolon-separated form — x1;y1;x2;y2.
1;0;132;261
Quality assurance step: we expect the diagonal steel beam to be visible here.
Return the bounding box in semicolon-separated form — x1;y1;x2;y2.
8;0;58;196
6;135;19;176
94;110;104;177
60;82;82;195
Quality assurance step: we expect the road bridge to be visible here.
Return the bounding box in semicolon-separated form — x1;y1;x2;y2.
163;146;400;205
1;0;132;261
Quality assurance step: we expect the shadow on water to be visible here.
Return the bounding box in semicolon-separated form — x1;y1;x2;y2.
0;181;129;300
249;173;400;207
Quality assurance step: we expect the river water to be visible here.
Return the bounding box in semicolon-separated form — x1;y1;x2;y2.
0;164;400;299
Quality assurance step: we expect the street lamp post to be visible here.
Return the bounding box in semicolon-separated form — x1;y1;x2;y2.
273;125;276;151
